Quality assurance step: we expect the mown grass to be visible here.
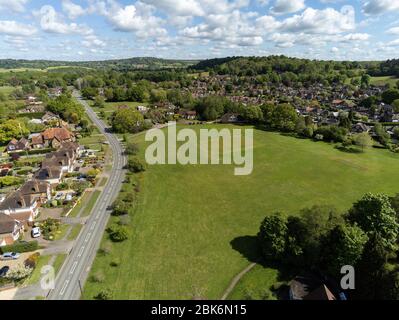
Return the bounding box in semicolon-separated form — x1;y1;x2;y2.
67;191;92;218
370;76;399;87
83;125;399;300
67;224;83;241
24;255;52;286
81;190;101;217
53;254;67;275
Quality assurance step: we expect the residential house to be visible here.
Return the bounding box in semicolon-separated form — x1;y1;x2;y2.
18;105;45;114
220;113;240;123
289;276;337;301
42;150;75;174
19;180;51;204
137;105;149;113
0;213;24;247
41;127;75;149
41;112;59;124
34;166;63;185
6;138;30;153
179;110;197;120
352;122;371;133
0;191;39;226
30;133;45;149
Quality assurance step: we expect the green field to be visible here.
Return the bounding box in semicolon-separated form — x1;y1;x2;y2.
370;76;399;87
83;125;399;300
91;101;148;114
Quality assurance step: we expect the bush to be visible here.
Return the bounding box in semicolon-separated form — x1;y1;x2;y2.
0;240;39;254
5;265;33;281
118;215;131;226
0;176;23;188
39;218;61;241
95;288;113;300
109;226;129;242
125;142;139;155
24;253;40;269
123;192;135;203
127;157;147;173
111;199;129;216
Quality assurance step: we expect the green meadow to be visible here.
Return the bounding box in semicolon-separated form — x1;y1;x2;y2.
83;125;399;300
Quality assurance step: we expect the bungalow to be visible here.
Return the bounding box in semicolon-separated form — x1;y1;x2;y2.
6;138;30;153
0;213;24;247
41;112;59;124
30;133;45;149
0;191;39;226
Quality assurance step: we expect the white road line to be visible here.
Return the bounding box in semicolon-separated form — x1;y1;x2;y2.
85;233;92;242
70;261;78;274
60;280;69;296
78;246;85;257
90;221;97;230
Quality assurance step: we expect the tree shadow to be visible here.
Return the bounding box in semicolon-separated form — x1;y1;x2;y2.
230;235;262;264
334;145;363;154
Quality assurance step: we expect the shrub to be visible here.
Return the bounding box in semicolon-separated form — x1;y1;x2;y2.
127;157;147;173
95;288;113;300
24;253;40;269
118;215;131;226
123;192;135;203
0;240;39;254
125;142;139;155
111;199;129;216
109;226;129;242
0;176;23;188
39;218;61;241
5;265;33;281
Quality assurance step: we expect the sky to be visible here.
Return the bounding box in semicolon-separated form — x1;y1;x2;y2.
0;0;399;61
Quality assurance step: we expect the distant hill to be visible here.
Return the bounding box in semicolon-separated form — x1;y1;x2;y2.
0;57;199;71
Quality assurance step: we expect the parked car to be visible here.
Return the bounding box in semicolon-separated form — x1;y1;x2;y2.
0;266;10;277
31;227;41;238
55;192;64;200
0;252;20;261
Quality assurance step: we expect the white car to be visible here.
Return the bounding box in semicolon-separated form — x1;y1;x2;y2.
31;227;41;238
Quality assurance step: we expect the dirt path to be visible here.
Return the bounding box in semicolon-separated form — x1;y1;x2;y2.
221;263;257;300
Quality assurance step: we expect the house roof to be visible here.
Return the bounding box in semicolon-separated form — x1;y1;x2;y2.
34;166;62;180
42;128;73;142
20;180;49;195
31;134;44;145
0;213;18;234
0;191;36;211
59;141;79;153
304;285;336;301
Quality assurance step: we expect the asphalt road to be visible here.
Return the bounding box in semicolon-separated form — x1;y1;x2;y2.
47;93;126;300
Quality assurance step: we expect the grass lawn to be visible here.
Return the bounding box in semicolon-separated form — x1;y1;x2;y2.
67;224;83;241
24;255;52;285
227;265;279;300
53;224;69;241
83;125;399;300
81;190;101;217
79;134;106;150
98;178;108;187
53;254;67;275
67;191;92;218
91;101;148;114
370;76;399;87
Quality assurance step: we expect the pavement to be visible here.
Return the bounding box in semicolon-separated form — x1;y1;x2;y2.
41;92;126;300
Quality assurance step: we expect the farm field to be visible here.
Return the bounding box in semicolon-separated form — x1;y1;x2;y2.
91;101;147;114
83;125;399;300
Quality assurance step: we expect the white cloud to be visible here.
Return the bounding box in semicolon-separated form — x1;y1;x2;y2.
0;20;37;36
363;0;399;15
270;0;305;15
279;6;355;35
62;0;87;19
386;26;399;35
0;0;29;13
35;5;92;35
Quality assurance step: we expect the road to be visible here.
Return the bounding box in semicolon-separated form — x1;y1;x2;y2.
47;92;126;300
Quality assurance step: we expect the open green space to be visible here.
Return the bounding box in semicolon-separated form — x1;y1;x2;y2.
83;125;399;300
67;224;83;241
53;254;67;275
370;76;399;87
24;255;52;285
81;190;101;217
91;101;148;114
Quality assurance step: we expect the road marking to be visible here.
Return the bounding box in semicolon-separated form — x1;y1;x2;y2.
60;280;69;296
85;233;92;242
78;246;85;257
90;221;97;230
70;261;78;274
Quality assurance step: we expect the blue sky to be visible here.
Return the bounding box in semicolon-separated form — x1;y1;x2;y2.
0;0;398;61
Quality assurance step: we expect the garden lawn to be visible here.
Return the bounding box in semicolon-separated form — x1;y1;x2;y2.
91;101;148;114
370;76;399;87
83;125;399;300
